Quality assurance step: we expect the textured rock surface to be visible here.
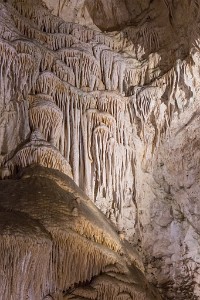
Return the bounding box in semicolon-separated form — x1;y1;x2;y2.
1;0;200;299
0;165;160;300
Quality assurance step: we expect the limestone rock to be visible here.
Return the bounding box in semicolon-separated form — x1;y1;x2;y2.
0;165;160;300
1;0;200;299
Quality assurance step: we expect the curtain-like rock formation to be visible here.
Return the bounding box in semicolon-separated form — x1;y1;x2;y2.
1;0;200;299
0;165;160;300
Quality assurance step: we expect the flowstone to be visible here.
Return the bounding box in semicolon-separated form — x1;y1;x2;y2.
1;0;200;299
0;165;160;300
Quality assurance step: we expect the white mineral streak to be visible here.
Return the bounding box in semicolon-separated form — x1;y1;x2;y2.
0;0;200;298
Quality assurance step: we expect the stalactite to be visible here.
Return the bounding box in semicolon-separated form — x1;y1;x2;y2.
12;0;62;33
11;12;46;42
0;37;41;109
0;0;139;242
3;130;72;178
32;66;136;236
0;211;52;300
47;34;79;51
57;48;101;91
0;39;18;103
123;24;160;54
29;94;63;148
53;59;75;86
0;5;19;41
1;0;198;298
124;63;149;93
0;0;181;248
100;49;115;91
8;0;161;99
48;229;119;293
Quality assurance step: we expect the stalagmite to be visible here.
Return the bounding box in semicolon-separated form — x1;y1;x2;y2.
1;0;200;299
3;129;72;178
0;164;159;300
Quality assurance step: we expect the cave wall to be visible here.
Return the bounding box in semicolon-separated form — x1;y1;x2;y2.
1;0;200;299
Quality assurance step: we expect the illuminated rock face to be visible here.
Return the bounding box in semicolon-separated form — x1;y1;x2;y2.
1;0;200;299
0;166;160;300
